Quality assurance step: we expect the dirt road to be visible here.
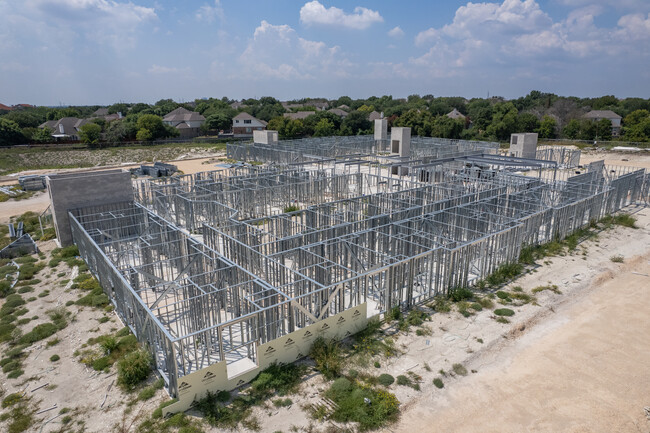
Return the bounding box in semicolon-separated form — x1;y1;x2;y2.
397;254;650;433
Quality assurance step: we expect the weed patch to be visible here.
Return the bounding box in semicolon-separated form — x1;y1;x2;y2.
325;377;400;431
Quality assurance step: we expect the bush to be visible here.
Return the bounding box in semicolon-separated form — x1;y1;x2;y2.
117;349;152;390
486;263;523;287
448;286;473;302
2;393;22;408
283;205;300;213
433;378;444;389
50;354;60;362
7;369;24;379
250;362;305;397
377;374;395;386
452;363;467;376
494;308;515;317
309;337;342;380
325;378;400;431
19;323;58;344
396;375;410;386
0;281;14;298
385;306;401;322
373;361;381;368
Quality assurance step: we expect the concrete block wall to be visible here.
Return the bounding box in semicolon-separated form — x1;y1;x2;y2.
374;119;387;140
253;130;279;145
509;133;538;159
47;170;134;246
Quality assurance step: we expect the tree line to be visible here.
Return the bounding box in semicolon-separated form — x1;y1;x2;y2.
2;92;650;146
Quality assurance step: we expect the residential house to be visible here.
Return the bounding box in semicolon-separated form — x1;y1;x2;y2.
232;112;267;137
0;103;13;112
327;108;348;118
92;108;122;123
39;117;89;141
284;111;315;120
163;107;206;138
368;111;382;121
446;108;466;121
230;101;245;110
337;104;350;111
583;110;622;137
312;101;329;110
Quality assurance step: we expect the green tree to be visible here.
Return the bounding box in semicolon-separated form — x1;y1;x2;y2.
623;109;649;127
79;123;102;146
108;103;129;115
563;119;581;139
203;112;231;132
136;114;166;139
136;128;153;141
596;118;612;141
31;127;54;143
0;118;25;145
313;118;336;137
537;115;557;139
46;108;80;121
105;121;137;142
486;102;518;140
266;117;304;139
341;111;372;135
431;116;464;138
516;112;540;132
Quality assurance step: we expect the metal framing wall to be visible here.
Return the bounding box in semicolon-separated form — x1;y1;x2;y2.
68;138;649;399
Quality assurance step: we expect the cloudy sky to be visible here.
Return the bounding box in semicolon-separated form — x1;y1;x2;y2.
1;0;649;105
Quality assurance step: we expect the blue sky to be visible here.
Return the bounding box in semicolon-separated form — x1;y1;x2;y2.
1;0;649;105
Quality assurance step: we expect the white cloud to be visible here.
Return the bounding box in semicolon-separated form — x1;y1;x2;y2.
12;0;157;50
388;26;404;38
415;28;438;46
405;0;650;87
196;0;223;23
236;20;354;80
299;1;383;30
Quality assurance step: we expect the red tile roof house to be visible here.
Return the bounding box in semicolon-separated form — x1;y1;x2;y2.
163;107;206;138
232;112;267;137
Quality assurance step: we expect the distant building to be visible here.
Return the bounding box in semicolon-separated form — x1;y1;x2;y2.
368;111;382;121
163;107;205;138
327;108;348;118
583;110;622;137
93;108;109;117
312;101;329;110
232;112;267;137
446;108;466;120
284;111;315;120
230;101;245;110
92;108;122;123
0;103;13;112
337;104;350;111
39;117;89;141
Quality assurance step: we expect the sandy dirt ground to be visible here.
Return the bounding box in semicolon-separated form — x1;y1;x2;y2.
396;213;650;433
0;149;648;433
0;154;226;186
0;191;50;223
580;149;650;170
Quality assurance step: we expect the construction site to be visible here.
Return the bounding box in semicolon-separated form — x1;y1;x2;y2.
55;123;649;412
